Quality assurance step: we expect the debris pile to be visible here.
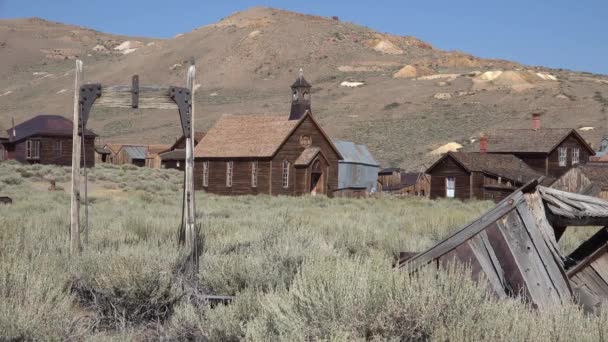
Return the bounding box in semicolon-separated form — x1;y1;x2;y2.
399;180;608;312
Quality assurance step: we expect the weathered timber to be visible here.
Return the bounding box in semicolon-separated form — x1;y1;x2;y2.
400;179;608;310
70;60;83;256
94;85;178;110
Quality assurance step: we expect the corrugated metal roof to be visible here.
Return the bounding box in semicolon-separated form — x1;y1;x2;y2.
121;145;148;160
333;140;378;166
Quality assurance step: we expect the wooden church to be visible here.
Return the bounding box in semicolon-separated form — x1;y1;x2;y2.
194;70;342;196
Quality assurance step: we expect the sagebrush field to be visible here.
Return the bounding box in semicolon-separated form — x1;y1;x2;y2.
0;162;606;341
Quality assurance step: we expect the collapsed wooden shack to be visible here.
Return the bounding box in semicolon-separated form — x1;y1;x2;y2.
398;179;608;311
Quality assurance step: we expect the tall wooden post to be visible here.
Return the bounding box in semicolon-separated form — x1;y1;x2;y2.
70;60;83;256
183;64;199;276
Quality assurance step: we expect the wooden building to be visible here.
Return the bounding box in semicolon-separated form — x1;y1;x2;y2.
2;115;95;167
399;181;608;312
377;168;430;197
160;132;205;170
194;72;342;196
426;152;541;202
94;145;112;163
114;145;148;167
550;164;608;199
471;114;595;178
333;140;379;197
144;144;171;169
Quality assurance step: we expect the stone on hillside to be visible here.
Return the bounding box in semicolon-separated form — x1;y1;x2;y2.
340;81;365;88
373;40;403;55
393;65;434;79
92;44;107;52
434;93;452;100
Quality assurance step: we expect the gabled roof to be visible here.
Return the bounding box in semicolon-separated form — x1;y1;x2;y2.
95;145;111;154
7;115;95;142
146;144;171;157
167;131;205;151
160;149;185;161
333;140;379;167
427;152;542;183
291;75;311;88
194;112;342;159
294;147;321;166
120;145;147;160
105;143;123;154
469;128;594;154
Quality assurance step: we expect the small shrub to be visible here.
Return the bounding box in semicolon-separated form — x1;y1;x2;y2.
68;261;182;330
2;176;23;185
383;102;400;110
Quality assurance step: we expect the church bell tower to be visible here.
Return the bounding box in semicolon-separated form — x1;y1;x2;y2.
289;68;312;121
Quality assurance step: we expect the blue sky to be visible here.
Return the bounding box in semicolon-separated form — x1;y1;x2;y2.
0;0;606;75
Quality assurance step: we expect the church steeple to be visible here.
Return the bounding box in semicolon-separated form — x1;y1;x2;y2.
289;68;312;121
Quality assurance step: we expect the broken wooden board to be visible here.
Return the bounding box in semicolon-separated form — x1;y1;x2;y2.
400;180;576;310
566;227;608;312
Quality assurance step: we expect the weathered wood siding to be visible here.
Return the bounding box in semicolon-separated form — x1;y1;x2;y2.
547;135;591;178
194;116;339;197
428;156;471;200
550;168;592;194
9;135;94;167
194;158;271;195
271;116;339;197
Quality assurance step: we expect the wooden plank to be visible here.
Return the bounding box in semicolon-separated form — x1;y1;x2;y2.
95;85;178;110
516;201;572;302
576;267;608;298
485;222;530;298
184;65;198;278
468;232;508;298
402;190;524;270
540;186;608;207
590;255;608;284
497;210;562;309
524;192;563;257
70;60;83;257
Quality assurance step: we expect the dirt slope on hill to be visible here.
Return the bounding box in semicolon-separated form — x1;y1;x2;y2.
1;7;607;169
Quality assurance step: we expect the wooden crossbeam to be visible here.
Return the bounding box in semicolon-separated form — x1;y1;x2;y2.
94;85;178;110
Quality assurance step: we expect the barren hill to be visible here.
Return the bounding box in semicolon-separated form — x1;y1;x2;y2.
1;7;608;169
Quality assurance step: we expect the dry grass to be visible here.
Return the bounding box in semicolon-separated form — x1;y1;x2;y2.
0;162;606;341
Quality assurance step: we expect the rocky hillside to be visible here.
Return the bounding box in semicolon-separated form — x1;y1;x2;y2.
1;7;608;169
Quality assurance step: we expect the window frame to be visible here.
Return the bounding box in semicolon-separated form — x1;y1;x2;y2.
572;147;580;165
282;160;290;188
53;140;62;158
26;139;40;160
226;161;234;187
446;176;456;198
202;161;209;187
558;147;568;167
251;161;258;188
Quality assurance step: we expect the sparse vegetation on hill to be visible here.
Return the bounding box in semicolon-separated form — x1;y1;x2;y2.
2;7;608;170
0;163;605;340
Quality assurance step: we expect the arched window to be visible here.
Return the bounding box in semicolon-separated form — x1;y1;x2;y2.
282;160;290;188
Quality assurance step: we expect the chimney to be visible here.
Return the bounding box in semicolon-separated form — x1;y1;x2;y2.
11;117;15;139
479;134;488;153
532;113;541;130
